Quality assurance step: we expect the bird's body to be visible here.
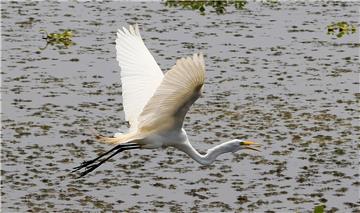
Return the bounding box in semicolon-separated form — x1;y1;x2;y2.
140;128;188;149
73;24;259;177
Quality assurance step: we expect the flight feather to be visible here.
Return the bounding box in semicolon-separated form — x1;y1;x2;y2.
137;53;205;132
115;24;164;130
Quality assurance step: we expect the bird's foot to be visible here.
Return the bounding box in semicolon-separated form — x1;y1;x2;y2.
77;163;102;178
72;159;97;173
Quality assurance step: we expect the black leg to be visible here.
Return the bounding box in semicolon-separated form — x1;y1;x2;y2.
72;143;140;177
72;143;133;173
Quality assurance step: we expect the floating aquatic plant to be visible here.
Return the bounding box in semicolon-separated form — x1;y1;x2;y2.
164;0;247;15
313;204;325;213
327;21;356;38
39;29;75;50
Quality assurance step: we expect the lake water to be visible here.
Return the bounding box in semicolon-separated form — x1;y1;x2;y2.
1;1;359;212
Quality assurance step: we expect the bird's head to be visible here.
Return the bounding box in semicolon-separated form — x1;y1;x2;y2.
224;139;261;153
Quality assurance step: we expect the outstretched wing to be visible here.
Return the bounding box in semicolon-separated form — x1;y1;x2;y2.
116;24;164;130
137;53;205;132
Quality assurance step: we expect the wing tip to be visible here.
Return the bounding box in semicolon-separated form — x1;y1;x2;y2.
192;52;205;71
117;23;141;38
172;52;206;74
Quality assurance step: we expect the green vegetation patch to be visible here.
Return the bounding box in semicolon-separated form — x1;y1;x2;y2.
164;0;247;15
39;29;75;49
327;21;356;38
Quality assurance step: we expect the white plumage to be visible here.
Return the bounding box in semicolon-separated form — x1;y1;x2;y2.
116;24;164;130
137;52;205;133
73;24;260;177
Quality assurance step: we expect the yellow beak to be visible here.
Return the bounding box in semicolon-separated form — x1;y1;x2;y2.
241;141;261;152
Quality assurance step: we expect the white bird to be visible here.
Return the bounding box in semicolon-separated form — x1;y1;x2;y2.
73;24;260;177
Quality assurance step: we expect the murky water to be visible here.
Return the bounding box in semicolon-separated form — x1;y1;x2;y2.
1;1;359;212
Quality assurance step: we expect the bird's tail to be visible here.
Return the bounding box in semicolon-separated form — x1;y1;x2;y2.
90;129;140;145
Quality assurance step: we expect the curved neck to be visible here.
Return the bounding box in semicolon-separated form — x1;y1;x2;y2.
176;140;234;165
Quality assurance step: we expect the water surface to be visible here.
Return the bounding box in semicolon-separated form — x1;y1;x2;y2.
1;1;359;212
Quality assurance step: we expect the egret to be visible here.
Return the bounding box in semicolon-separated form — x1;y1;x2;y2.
73;24;260;178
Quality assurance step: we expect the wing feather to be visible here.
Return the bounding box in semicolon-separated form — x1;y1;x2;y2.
116;24;164;130
137;53;205;132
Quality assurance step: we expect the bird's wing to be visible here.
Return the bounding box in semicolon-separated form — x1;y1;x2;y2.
137;53;205;132
116;24;164;130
